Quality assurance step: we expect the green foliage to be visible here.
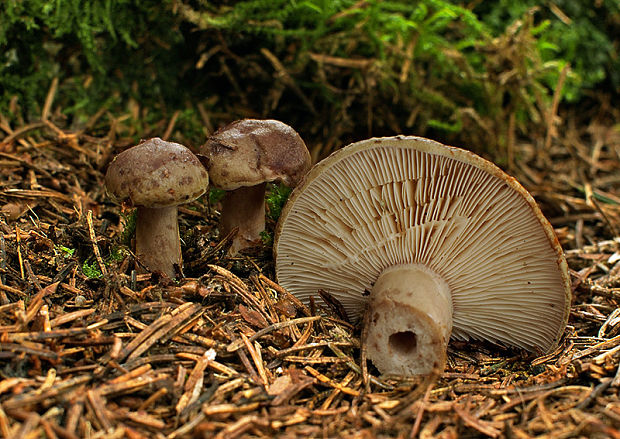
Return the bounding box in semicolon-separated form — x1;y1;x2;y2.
266;183;292;222
109;246;129;262
1;0;617;156
120;210;136;247
55;245;75;258
208;188;226;205
260;230;273;247
1;0;181;118
0;0;138;69
194;0;552;149
81;260;102;279
81;247;127;279
473;0;620;102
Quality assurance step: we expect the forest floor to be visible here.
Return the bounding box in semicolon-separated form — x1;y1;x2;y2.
1;101;620;438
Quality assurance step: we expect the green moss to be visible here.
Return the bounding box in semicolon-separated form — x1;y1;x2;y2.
473;0;620;101
120;210;136;247
81;260;102;279
1;0;617;156
109;246;129;262
266;183;292;222
260;230;273;247
55;245;75;258
208;188;226;205
0;0;181;118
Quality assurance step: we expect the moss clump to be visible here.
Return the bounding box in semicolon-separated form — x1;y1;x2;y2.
1;0;618;156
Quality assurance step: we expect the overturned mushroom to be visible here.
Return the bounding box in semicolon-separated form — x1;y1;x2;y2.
274;136;571;376
105;138;209;278
200;119;310;254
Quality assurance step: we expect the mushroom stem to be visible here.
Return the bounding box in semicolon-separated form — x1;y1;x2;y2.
220;183;267;254
135;206;181;278
365;264;453;376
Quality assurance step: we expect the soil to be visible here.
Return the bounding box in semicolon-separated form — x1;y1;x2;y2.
1;109;620;438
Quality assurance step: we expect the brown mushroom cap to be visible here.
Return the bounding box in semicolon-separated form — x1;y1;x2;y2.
201;119;310;190
105;138;209;208
274;136;571;354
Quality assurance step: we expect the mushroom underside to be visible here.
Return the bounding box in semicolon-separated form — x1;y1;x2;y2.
275;137;571;375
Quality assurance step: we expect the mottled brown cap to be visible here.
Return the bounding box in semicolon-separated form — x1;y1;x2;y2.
200;119;311;190
105;138;209;208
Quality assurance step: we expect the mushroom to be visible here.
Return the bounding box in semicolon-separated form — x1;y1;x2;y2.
274;136;571;376
200;119;311;254
105;138;209;278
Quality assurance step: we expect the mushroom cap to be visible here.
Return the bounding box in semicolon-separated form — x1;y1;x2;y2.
274;136;571;354
105;138;209;208
200;119;311;190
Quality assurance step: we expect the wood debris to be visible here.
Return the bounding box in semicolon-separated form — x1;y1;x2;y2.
1;113;620;437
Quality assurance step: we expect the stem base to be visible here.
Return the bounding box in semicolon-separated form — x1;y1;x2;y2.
365;264;452;376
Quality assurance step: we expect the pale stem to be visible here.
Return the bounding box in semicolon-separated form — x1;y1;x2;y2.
365;264;453;376
135;206;181;278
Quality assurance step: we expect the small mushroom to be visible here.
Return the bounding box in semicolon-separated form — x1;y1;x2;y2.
274;136;571;376
200;119;310;254
105;138;209;278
